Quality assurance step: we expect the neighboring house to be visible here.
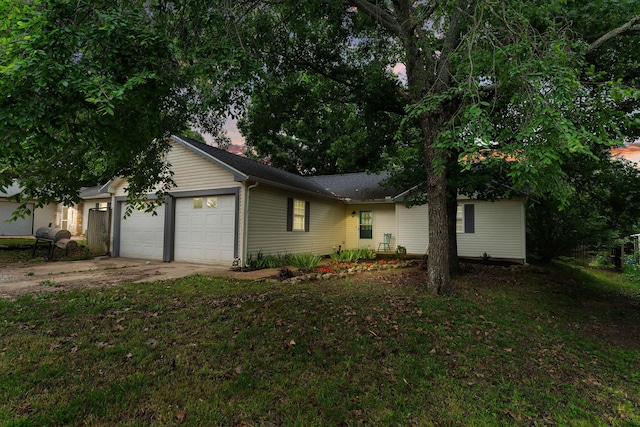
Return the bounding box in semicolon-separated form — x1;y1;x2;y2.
0;182;57;236
53;184;112;237
105;135;527;265
1;182;111;237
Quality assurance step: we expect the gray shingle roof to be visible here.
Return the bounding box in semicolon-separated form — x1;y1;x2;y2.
172;135;336;199
307;172;400;201
172;135;401;203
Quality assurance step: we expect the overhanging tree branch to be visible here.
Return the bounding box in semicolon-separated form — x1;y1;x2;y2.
349;0;402;36
587;15;640;53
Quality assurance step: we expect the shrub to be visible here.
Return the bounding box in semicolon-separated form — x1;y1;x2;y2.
332;248;377;263
246;252;289;269
589;253;613;268
288;253;322;270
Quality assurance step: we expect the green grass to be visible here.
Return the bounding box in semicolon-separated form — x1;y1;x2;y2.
0;262;639;425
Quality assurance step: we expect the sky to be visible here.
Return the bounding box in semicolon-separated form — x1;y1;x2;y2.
612;143;640;167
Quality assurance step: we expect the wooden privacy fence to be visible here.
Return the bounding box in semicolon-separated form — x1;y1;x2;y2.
86;208;111;255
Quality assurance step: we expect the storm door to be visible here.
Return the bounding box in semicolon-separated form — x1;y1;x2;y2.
359;210;373;239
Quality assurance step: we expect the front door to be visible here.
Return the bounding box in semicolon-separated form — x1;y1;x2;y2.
359;210;373;242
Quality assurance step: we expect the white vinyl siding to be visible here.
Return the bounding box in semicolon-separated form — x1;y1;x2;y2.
112;140;243;197
170;143;243;192
247;186;344;256
456;199;525;260
395;199;526;261
396;203;429;255
372;205;395;249
344;204;396;249
33;203;57;233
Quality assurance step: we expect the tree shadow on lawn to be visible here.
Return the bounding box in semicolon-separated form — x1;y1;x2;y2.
451;262;640;352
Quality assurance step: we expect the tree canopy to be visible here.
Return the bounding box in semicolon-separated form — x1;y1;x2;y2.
2;0;638;293
232;0;640;292
0;0;232;210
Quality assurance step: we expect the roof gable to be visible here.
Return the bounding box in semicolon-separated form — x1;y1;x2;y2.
172;135;336;199
172;135;406;203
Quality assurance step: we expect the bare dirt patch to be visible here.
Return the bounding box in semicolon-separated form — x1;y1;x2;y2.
0;257;276;298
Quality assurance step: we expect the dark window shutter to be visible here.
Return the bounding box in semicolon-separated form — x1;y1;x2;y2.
464;204;475;234
286;197;293;231
305;201;310;232
95;203;99;209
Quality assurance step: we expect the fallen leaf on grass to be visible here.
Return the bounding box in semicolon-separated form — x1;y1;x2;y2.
503;409;523;421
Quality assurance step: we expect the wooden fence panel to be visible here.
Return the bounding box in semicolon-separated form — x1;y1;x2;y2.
86;208;111;255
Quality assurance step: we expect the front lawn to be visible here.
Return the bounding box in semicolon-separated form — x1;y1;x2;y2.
0;263;639;425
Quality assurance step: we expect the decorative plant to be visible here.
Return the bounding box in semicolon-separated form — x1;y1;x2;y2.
396;245;407;258
288;253;322;271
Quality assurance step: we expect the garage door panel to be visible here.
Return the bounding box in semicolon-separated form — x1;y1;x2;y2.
206;215;221;226
119;205;165;260
221;214;234;227
0;202;34;236
221;231;234;244
174;195;235;265
204;232;219;244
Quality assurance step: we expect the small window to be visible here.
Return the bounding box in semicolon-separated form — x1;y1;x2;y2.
206;197;218;208
287;197;310;232
193;198;203;209
456;204;475;234
456;205;464;233
293;199;306;231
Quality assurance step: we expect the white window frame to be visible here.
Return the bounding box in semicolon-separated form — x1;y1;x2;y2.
292;199;306;231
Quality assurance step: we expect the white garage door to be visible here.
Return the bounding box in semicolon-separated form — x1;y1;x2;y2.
119;205;165;260
174;195;235;265
0;202;33;236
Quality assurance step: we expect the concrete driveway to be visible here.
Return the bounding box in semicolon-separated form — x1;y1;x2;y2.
0;257;278;298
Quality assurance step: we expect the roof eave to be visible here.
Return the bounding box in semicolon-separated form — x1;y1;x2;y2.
245;175;339;201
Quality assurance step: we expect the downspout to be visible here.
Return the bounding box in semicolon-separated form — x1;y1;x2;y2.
243;181;259;267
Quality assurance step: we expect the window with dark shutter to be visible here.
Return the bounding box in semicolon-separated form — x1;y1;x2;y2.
304;201;310;232
456;204;475;233
287;198;310;232
464;204;475;234
286;197;293;231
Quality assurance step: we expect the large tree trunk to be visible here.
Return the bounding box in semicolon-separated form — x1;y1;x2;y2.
447;192;461;276
421;120;451;294
388;0;462;294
